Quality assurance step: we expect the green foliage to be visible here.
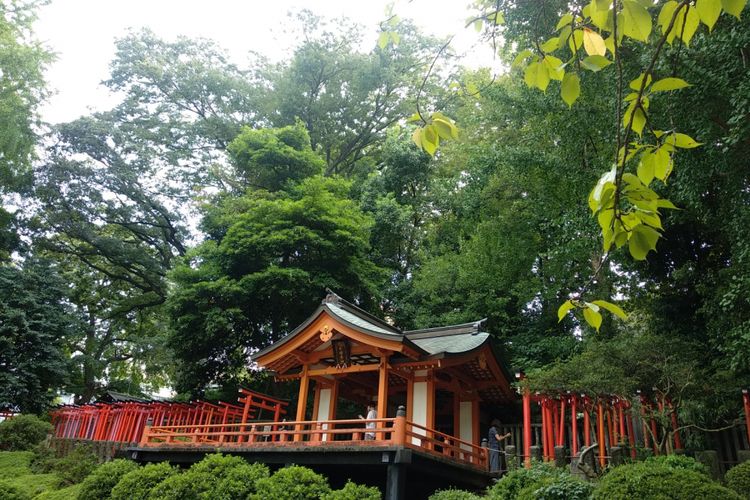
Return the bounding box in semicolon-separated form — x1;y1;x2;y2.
228;123;325;191
0;261;72;413
0;451;61;498
593;461;742;499
77;459;140;500
487;461;567;500
516;473;592;500
212;462;269;499
644;454;709;475
428;488;481;500
110;462;177;500
0;415;52;451
35;483;83;500
253;465;331;500
148;470;213;500
0;480;29;500
322;480;381;500
29;442;57;474
725;460;750;499
51;445;98;486
169;173;383;392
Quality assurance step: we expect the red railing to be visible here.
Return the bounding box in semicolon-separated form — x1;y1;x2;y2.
139;414;488;471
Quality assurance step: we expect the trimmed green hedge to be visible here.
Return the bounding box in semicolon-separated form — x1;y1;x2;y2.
429;488;482;499
726;460;750;499
77;459;140;500
110;462;177;500
254;465;332;500
0;415;52;451
323;480;381;500
593;461;743;500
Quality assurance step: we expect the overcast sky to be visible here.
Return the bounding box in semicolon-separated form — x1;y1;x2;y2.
35;0;495;125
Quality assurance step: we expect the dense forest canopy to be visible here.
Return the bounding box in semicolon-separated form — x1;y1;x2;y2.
0;0;748;436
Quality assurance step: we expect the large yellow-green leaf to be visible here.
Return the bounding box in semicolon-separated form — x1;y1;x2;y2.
568;30;584;53
659;1;680;39
512;49;533;68
583;28;607;56
624;101;647;136
543;55;565;80
674;5;701;45
432;118;458;140
591;300;628;319
664;132;702;148
541;37;560;52
650;77;690;92
638;151;656;184
621;0;653;42
556;13;574;30
524;61;550;91
628;223;660;260
583;306;603;331
629;72;653;91
557;300;575;322
652;147;672;181
561;73;580;107
581;55;612;71
696;0;722;30
722;0;748;18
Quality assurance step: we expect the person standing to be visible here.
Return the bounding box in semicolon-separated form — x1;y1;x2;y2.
358;403;377;440
489;418;511;472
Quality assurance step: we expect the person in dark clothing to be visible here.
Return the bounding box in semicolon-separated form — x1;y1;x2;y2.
488;418;511;472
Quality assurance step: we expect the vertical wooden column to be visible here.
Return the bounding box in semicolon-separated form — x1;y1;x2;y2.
377;355;390;439
295;364;310;442
571;394;579;456
597;401;606;468
743;390;750;448
523;388;532;468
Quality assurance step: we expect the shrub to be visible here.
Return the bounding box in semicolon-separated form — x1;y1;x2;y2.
53;444;98;485
644;454;709;475
726;460;750;499
323;480;381;500
487;461;566;500
516;473;592;500
77;459;140;500
189;453;248;477
0;415;52;451
213;462;270;499
0;480;29;500
593;461;743;499
253;465;331;500
428;488;482;499
148;470;214;500
29;442;58;473
110;462;177;500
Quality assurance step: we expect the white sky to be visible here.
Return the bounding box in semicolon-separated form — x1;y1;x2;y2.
35;0;497;125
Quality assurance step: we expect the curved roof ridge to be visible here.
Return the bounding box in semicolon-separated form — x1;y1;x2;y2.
404;318;487;339
323;289;401;335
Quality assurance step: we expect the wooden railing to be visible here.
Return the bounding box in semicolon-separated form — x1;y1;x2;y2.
139;413;488;471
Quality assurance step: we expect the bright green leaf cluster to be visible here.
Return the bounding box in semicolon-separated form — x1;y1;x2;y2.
558;298;627;332
410;112;459;156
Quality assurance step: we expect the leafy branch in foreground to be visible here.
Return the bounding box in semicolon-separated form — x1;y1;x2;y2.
511;0;746;330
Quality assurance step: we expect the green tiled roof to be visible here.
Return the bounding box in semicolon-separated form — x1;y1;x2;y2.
410;332;489;355
325;302;400;336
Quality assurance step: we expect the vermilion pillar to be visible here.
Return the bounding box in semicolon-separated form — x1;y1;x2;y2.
571;394;578;456
743;390;750;447
523;388;531;467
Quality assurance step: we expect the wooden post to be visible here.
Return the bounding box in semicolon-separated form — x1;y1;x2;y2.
597;401;606;468
558;397;566;448
377;355;390;440
571;394;578;456
523;388;531;468
743;390;750;448
295;364;310;442
392;405;406;446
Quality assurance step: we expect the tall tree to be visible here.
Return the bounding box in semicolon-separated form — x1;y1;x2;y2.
0;259;71;413
0;0;51;260
168;127;382;394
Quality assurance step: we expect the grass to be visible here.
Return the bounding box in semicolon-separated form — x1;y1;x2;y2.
0;450;77;499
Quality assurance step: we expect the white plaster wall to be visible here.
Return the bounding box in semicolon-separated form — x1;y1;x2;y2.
459;401;473;452
411;381;427;445
316;388;331;441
